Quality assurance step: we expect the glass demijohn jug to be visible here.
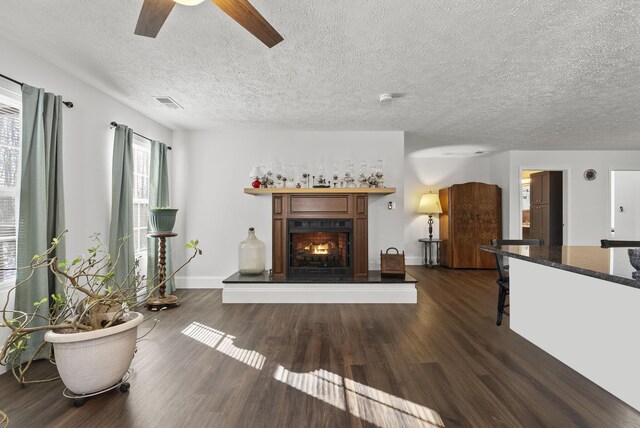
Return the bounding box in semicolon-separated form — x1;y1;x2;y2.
238;227;265;275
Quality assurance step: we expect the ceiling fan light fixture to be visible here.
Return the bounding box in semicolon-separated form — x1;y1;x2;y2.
173;0;206;5
135;0;283;46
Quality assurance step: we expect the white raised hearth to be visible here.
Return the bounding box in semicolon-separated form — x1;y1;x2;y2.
222;271;417;304
233;188;415;303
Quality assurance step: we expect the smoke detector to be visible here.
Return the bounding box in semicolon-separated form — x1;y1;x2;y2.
379;93;393;105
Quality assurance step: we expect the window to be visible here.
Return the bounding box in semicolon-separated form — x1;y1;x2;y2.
132;139;150;254
0;92;21;284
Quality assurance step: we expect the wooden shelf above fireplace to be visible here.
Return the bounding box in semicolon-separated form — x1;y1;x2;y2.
244;187;396;195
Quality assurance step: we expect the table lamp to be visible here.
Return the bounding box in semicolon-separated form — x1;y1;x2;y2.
418;192;443;240
249;166;263;188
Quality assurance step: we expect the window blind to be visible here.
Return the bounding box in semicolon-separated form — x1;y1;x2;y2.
0;101;20;283
132;140;150;254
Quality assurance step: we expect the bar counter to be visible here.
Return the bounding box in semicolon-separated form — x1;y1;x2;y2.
479;244;640;288
480;244;640;411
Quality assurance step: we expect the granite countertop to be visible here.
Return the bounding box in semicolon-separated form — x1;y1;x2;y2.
479;245;640;289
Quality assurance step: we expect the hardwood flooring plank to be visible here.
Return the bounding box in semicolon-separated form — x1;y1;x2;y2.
1;267;639;427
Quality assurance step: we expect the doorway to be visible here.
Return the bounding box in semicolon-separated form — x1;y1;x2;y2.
521;170;564;245
610;170;640;239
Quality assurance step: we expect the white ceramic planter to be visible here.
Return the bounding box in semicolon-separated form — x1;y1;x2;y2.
44;312;144;395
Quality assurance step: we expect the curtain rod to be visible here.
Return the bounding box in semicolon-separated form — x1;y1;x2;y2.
0;72;74;108
110;122;172;150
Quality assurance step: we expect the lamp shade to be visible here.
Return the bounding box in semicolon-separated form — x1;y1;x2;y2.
249;166;263;178
418;193;442;214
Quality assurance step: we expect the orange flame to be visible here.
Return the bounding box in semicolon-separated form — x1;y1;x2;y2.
305;243;330;254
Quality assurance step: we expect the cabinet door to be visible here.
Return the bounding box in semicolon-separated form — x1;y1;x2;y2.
474;183;501;268
530;173;543;204
540;172;550;204
529;205;541;240
539;204;550;244
451;184;476;268
529;204;551;244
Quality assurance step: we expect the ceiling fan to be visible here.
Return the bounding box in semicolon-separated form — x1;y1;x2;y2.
134;0;283;48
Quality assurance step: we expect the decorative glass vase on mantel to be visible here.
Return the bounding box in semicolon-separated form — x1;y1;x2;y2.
239;227;265;275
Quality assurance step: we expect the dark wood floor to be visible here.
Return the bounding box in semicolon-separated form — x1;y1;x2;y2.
1;266;639;427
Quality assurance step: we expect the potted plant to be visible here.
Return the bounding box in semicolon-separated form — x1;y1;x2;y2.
0;231;202;402
148;206;178;233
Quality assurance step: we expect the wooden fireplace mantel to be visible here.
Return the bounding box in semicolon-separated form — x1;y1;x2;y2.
244;187;395;195
272;192;370;280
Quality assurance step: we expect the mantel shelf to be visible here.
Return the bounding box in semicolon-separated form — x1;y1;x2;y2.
244;187;396;195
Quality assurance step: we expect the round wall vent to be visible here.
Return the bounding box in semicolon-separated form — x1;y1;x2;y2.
584;169;597;181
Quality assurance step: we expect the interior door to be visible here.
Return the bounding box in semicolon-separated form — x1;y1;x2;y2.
612;171;640;239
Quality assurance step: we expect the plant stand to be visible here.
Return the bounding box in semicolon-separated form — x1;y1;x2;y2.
64;370;131;407
146;232;179;311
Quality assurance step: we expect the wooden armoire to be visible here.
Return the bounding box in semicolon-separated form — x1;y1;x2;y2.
439;182;502;269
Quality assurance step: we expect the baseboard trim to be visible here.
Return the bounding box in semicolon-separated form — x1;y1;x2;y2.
405;256;425;266
175;276;225;289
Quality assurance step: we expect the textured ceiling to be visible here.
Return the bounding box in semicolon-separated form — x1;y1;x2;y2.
1;1;640;150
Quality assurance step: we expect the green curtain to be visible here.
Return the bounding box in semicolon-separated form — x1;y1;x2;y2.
147;140;175;294
108;125;135;293
15;84;66;362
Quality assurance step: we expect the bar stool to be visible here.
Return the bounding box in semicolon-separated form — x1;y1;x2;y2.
491;238;544;326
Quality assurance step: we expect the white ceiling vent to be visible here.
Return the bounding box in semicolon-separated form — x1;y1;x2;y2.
154;96;183;110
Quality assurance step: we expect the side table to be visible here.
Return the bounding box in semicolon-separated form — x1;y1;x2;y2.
146;231;179;311
418;238;441;268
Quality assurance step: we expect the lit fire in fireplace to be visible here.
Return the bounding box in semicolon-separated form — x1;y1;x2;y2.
304;242;331;254
293;238;342;269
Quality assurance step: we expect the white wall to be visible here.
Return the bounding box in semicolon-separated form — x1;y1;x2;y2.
172;131;404;288
0;35;173;258
403;153;494;264
489;151;511;237
506;151;640;245
404;148;640;263
0;36;172;372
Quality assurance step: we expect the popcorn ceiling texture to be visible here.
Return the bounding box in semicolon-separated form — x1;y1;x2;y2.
1;1;639;150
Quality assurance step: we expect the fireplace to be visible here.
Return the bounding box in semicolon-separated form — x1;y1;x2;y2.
287;219;353;278
272;193;368;279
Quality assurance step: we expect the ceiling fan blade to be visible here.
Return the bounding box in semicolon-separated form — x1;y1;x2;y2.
134;0;176;38
211;0;284;48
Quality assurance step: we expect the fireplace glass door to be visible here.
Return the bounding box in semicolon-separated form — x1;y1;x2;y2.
287;219;353;278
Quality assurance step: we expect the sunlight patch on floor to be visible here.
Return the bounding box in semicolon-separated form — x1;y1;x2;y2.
273;365;347;410
182;322;444;427
274;365;445;428
345;377;445;427
181;322;266;370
